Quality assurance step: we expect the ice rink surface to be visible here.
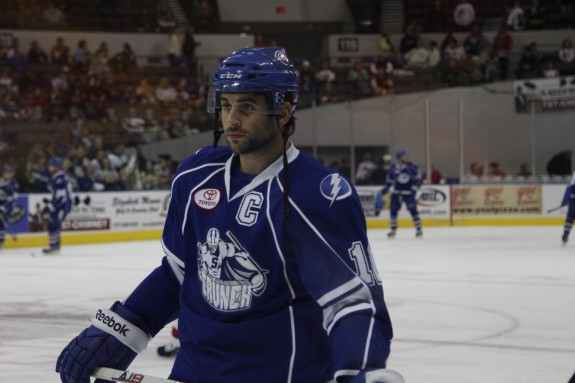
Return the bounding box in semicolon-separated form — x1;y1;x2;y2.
1;226;574;383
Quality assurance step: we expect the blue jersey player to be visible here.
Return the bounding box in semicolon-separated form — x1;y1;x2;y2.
561;170;575;245
381;150;423;238
42;156;73;254
0;164;19;250
56;47;400;383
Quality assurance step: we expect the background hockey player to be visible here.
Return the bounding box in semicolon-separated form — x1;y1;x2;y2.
0;164;19;250
42;156;73;254
381;149;423;238
55;47;397;383
561;170;575;245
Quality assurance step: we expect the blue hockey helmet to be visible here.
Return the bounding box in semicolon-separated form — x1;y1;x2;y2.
2;164;14;173
48;156;64;169
395;149;406;159
207;46;299;116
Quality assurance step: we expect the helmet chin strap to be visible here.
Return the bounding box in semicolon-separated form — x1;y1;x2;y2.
213;110;223;147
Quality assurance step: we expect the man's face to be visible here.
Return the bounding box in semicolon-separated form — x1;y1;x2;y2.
220;93;280;155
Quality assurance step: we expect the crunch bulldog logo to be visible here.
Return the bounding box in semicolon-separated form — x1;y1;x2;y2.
197;228;268;311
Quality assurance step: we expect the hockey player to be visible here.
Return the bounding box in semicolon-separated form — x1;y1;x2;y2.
55;47;396;383
42;156;73;254
561;171;575;245
0;164;19;250
381;150;423;238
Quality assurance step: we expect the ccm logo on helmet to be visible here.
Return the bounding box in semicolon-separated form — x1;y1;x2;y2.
94;309;130;337
220;73;242;79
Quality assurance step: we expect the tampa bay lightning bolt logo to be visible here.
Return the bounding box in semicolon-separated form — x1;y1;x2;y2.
320;174;352;207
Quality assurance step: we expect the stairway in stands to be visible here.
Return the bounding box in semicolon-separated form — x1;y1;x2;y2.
164;0;188;27
381;0;405;34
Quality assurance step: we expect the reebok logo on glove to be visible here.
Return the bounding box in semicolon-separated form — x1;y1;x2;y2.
90;308;150;353
94;309;130;337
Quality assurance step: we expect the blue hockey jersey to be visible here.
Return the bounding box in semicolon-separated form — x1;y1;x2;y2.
0;177;18;219
382;162;422;195
126;145;393;383
48;171;73;214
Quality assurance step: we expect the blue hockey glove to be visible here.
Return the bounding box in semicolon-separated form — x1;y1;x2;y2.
56;301;151;383
349;368;405;383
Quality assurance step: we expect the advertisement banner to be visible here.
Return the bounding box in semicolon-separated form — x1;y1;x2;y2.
514;77;575;113
452;185;541;216
27;191;171;233
358;185;451;220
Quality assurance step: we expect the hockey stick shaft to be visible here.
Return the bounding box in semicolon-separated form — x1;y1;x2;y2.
547;205;566;213
93;367;183;383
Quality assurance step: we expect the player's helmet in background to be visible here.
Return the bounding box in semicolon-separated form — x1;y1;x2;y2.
48;156;64;169
208;46;299;144
395;150;406;160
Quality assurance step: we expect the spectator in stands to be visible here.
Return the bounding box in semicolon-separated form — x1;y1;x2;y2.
441;32;458;53
542;59;560;78
404;40;430;70
427;41;441;68
94;156;123;190
347;61;372;99
50;37;70;66
90;40;105;58
469;162;484;177
423;166;444;184
557;38;575;75
182;25;201;73
370;67;394;96
428;0;448;33
89;49;113;85
167;27;183;67
369;53;394;77
317;81;339;105
492;25;513;80
84;78;108;121
400;21;420;55
453;0;475;28
6;39;27;73
488;161;506;177
507;1;526;31
155;77;177;105
27;40;48;64
315;60;336;87
515;41;543;79
135;78;157;105
517;163;533;177
379;33;395;57
355;152;377;185
445;39;466;63
463;24;489;58
72;40;91;73
111;43;138;75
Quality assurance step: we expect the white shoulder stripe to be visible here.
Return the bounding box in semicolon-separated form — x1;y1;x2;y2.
171;161;226;192
317;277;362;307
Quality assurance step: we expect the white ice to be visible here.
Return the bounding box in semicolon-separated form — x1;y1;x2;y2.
1;226;574;383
